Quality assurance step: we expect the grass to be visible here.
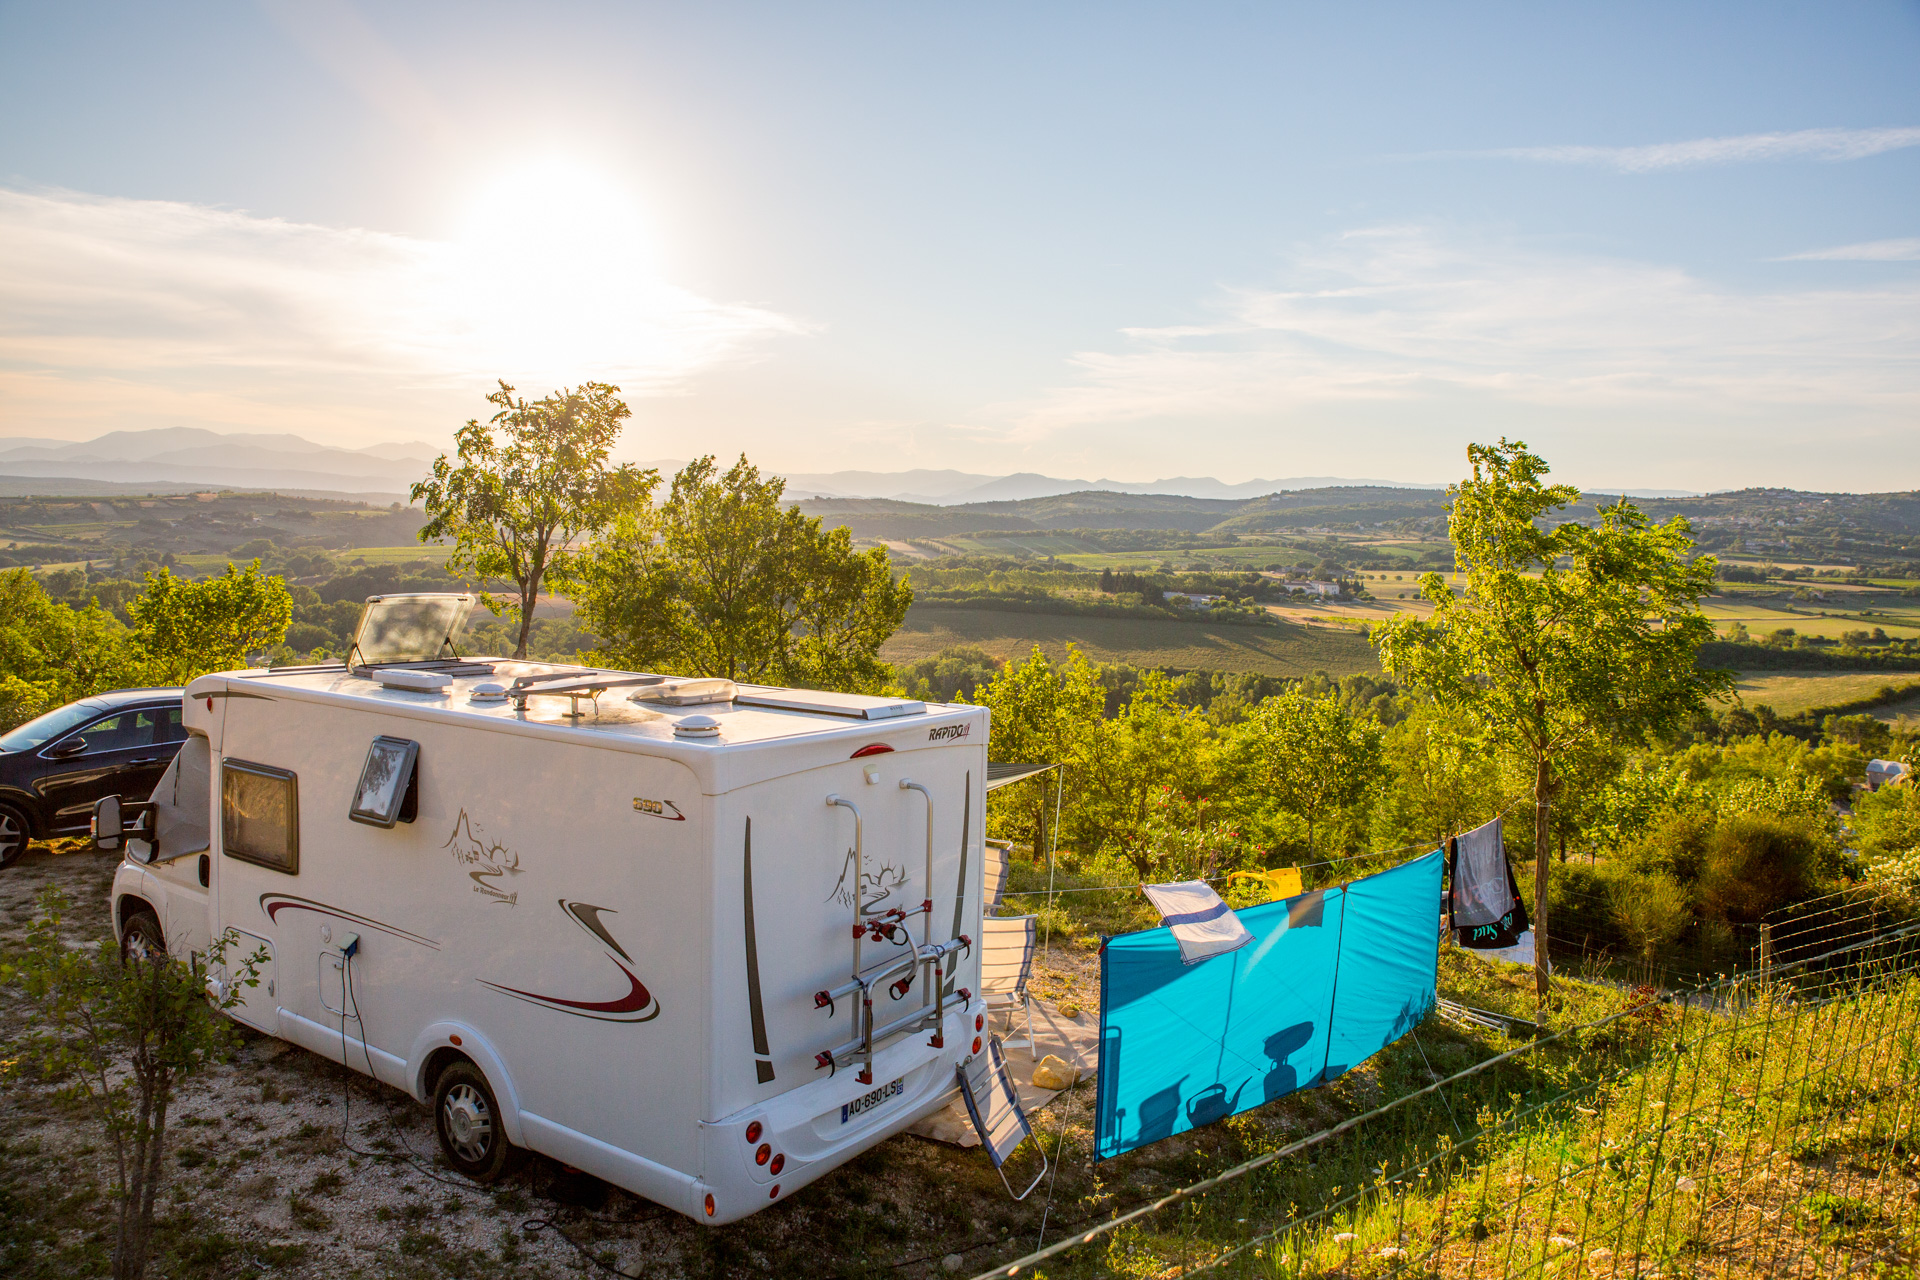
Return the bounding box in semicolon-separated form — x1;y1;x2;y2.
880;605;1381;676
977;928;1920;1280
1731;671;1920;717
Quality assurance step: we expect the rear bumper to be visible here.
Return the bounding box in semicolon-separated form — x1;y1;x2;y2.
695;1002;977;1223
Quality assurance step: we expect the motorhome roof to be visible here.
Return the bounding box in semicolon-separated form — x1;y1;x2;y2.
197;660;969;753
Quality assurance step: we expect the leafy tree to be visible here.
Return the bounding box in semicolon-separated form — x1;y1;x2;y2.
971;645;1108;856
576;455;912;691
1114;787;1241;882
0;569;143;728
1074;670;1217;867
128;562;292;684
1372;440;1731;1012
895;645;1002;704
412;381;655;658
1854;782;1920;862
4;887;261;1280
1228;690;1383;857
1369;701;1504;853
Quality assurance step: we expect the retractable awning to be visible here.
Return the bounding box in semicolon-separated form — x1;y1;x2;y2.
986;762;1057;792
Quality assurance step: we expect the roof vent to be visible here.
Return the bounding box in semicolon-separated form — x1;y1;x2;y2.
674;714;722;740
733;689;926;719
469;682;508;703
629;678;736;707
378;669;451;694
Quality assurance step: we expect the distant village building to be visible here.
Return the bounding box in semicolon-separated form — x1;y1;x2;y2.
1283;580;1341;598
1165;592;1223;608
1868;760;1911;792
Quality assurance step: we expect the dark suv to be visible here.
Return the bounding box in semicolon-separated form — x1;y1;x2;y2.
0;688;187;868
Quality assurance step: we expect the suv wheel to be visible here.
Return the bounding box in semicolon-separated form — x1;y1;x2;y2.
0;803;30;869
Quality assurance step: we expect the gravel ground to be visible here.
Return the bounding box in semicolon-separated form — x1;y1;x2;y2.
0;842;1126;1280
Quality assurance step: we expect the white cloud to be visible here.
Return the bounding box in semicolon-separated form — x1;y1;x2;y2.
1015;226;1920;435
1776;237;1920;262
1468;126;1920;173
0;186;799;441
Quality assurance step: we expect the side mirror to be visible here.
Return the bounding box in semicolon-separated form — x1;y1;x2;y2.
51;737;88;759
93;794;123;852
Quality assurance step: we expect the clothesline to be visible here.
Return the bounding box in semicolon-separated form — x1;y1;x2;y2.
999;809;1511;899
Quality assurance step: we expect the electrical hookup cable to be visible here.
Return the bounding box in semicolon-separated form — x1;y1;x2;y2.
334;950;643;1278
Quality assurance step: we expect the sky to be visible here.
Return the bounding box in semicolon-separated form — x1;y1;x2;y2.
0;1;1916;492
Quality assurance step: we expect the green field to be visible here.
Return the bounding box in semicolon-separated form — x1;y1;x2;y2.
1048;543;1310;569
1732;670;1920;717
879;605;1380;675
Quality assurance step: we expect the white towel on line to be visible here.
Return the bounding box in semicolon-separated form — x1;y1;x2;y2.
1142;880;1254;965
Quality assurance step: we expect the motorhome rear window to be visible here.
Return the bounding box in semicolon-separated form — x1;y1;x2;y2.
222;760;299;874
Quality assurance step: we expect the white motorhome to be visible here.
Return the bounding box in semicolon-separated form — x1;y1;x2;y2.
103;596;991;1224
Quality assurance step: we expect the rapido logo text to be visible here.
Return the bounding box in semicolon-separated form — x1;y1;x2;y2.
632;797;687;821
928;723;971;742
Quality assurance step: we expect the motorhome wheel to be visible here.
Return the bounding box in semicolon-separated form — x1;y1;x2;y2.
120;907;165;961
433;1061;521;1182
0;803;29;869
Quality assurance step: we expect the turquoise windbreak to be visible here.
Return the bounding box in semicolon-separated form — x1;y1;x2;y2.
1094;849;1444;1159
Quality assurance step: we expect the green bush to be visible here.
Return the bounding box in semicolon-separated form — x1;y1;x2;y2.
1854;784;1920;863
282;622;335;653
1607;868;1691;962
1698;814;1827;923
1635;812;1712;886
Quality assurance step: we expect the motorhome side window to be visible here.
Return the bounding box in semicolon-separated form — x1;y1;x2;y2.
222;760;299;874
349;736;418;828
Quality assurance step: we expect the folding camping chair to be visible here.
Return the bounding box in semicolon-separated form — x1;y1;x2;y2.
957;1035;1047;1200
979;913;1037;1055
982;838;1012;917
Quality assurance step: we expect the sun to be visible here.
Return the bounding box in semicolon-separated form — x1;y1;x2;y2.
449;156;670;379
459;156;654;276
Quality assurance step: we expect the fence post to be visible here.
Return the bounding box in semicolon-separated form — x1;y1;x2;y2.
1759;922;1773;982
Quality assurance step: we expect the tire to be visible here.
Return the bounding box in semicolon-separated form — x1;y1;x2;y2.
120;906;166;961
0;803;30;869
433;1060;521;1182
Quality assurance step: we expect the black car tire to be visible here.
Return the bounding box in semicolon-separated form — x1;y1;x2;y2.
120;907;166;961
0;803;31;869
434;1061;523;1182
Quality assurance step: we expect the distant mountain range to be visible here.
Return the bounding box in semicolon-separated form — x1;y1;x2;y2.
0;428;439;496
771;468;1446;504
0;428;1701;503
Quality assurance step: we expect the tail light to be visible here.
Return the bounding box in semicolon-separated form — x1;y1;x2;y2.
769;1153;785;1175
704;1194;716;1217
755;1144;771;1166
745;1121;762;1144
972;1036;982;1054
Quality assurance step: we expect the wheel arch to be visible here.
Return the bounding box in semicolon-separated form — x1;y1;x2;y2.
115;893;160;938
405;1023;527;1148
0;789;41;838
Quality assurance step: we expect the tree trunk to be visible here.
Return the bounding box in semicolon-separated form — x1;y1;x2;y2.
1533;752;1553;1018
516;564;543;660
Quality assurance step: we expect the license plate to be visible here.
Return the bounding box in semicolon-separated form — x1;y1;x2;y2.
841;1076;904;1124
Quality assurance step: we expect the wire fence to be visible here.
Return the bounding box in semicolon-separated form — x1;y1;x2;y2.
1764;881;1920;971
965;911;1920;1280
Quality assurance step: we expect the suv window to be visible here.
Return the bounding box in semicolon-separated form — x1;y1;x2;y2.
56;712;144;756
140;706;187;744
51;706;183;756
1;701;104;752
